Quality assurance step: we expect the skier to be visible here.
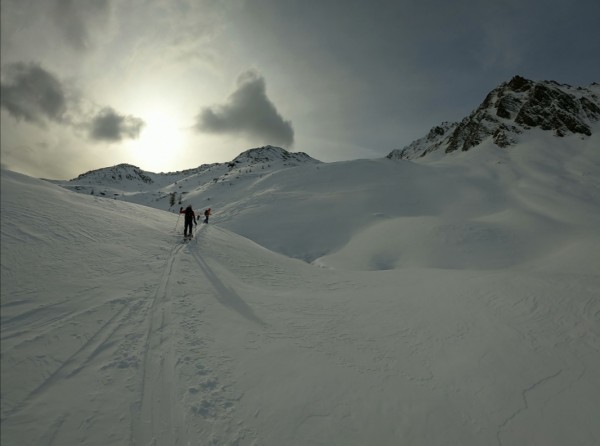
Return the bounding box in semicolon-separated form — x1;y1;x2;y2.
181;205;197;237
203;208;211;224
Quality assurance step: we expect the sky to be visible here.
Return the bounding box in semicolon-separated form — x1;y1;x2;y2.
1;0;599;179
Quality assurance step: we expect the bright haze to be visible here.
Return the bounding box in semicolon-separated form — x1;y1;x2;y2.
1;0;599;179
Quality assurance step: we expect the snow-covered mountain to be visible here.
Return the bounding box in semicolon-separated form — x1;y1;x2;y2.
56;77;600;217
3;76;600;445
67;146;319;187
55;145;321;211
388;75;600;159
228;145;319;166
50;76;600;263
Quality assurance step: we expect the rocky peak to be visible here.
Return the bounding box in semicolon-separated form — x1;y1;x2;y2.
73;163;154;184
229;145;320;168
388;75;600;160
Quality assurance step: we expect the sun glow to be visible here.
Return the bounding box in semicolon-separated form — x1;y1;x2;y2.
128;110;187;173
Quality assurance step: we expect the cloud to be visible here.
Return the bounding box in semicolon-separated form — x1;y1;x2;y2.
51;0;112;52
0;63;67;125
88;107;145;142
196;70;294;147
1;62;144;143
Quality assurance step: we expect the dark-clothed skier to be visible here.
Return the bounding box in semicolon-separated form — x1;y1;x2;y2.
181;205;197;237
203;208;211;224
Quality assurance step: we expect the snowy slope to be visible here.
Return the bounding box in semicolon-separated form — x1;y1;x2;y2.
2;122;600;445
317;130;600;272
54;146;321;212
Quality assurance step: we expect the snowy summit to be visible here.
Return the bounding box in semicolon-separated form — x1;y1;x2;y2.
2;76;600;446
229;145;320;166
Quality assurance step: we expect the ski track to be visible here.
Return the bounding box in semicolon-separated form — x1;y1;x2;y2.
495;369;563;446
0;292;149;445
181;228;259;445
4;163;600;445
132;225;254;445
4;222;598;445
5;302;131;415
1;223;255;445
1;285;112;349
132;233;186;445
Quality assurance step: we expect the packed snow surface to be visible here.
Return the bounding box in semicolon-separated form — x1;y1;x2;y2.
2;131;600;445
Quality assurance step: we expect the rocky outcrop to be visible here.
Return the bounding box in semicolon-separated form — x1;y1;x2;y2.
388;76;600;160
74;163;155;184
229;145;320;168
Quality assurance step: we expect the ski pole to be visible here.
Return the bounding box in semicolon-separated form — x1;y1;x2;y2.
174;213;181;231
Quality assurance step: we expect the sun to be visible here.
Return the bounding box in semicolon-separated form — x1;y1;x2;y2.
127;110;187;172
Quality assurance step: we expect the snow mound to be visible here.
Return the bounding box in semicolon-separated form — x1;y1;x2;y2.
318;131;600;272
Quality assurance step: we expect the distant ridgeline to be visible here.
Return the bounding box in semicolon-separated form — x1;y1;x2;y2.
56;145;321;201
388;75;600;160
73;163;156;184
227;145;319;167
68;146;320;184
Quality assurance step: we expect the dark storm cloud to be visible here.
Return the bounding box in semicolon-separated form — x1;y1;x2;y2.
89;107;145;142
0;63;67;125
52;0;112;52
196;70;294;147
233;0;600;153
1;62;144;142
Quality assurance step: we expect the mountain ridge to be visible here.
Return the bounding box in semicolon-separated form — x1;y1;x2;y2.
52;76;599;212
56;145;321;209
387;75;600;160
70;145;319;184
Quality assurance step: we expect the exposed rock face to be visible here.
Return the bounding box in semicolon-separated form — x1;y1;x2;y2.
388;76;600;160
513;82;599;136
74;163;155;184
229;145;320;168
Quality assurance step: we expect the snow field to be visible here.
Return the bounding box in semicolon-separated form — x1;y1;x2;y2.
2;128;600;445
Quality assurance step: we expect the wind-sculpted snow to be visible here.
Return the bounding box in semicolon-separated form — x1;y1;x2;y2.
2;122;600;445
3;76;600;442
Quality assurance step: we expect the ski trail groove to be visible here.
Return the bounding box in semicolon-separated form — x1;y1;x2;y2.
132;241;187;445
179;226;261;443
3;301;131;418
495;369;563;446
